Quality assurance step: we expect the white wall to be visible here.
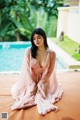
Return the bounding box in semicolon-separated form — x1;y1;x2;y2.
57;7;80;44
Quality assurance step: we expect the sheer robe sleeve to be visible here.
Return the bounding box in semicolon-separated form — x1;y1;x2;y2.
42;51;56;82
11;48;36;100
37;51;61;98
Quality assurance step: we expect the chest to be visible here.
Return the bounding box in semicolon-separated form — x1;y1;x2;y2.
37;53;48;67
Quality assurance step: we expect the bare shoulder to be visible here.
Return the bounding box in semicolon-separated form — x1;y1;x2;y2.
25;47;31;53
48;49;56;58
25;47;31;57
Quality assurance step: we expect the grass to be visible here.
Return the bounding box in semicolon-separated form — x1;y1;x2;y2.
51;36;80;61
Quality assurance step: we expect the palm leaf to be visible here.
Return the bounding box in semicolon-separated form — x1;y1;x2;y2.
10;18;31;35
19;13;33;30
0;23;11;36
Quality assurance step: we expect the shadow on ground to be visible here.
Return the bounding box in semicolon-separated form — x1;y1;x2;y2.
61;117;74;120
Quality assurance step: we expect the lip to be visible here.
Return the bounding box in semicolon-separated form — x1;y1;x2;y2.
35;42;39;44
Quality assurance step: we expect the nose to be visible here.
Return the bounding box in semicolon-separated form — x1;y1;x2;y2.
35;38;39;42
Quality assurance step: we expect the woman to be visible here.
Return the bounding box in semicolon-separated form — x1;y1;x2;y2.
11;28;63;115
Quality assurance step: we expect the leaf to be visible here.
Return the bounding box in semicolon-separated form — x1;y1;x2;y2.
10;17;31;35
19;13;33;30
0;23;11;36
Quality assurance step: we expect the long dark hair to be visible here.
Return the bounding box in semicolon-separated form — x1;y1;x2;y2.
31;28;48;58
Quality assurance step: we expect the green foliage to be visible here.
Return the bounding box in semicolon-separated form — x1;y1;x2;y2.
0;0;64;41
52;36;80;61
29;0;64;17
72;54;80;61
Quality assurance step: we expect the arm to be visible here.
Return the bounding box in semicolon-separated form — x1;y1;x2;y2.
41;51;56;83
37;51;56;98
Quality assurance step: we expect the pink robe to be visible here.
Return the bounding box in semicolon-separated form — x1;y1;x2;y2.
11;48;63;115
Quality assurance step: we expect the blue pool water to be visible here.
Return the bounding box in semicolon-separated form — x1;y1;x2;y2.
0;42;66;72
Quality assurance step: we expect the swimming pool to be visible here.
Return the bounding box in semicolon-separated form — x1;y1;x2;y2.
0;42;66;72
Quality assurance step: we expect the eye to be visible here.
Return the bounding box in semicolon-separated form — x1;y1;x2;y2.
33;36;41;40
37;36;41;39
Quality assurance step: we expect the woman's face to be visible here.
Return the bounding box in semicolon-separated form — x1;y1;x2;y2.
33;34;44;48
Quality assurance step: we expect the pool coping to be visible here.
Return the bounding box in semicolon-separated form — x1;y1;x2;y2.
0;69;80;75
0;41;31;49
48;38;80;70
